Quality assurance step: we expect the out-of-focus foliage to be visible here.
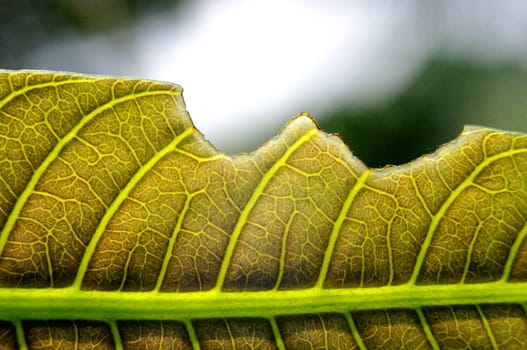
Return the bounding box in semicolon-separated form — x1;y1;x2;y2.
0;0;183;68
2;2;527;170
320;59;527;168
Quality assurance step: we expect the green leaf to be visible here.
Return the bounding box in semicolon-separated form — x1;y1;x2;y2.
1;70;527;349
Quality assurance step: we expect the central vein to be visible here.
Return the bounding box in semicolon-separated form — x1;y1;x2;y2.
0;282;525;321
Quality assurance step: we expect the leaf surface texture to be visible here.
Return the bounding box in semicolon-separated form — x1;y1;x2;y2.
0;71;527;349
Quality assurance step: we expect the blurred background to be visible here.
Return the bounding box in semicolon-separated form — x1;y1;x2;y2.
2;0;527;167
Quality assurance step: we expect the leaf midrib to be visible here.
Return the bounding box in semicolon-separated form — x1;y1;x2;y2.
1;281;526;321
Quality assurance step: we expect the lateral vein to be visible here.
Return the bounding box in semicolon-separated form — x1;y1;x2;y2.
315;169;370;288
72;127;193;289
213;127;318;291
0;89;180;259
409;148;527;284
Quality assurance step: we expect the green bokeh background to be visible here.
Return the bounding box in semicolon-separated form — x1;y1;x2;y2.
2;1;527;168
320;60;527;167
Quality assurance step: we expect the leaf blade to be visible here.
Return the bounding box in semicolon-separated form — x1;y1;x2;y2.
1;70;527;348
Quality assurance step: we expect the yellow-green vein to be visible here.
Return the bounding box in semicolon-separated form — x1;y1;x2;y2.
109;320;123;350
461;223;484;283
502;219;527;281
345;312;366;350
409;148;527;284
274;210;294;290
0;75;96;110
213;126;318;291
154;190;195;291
73;321;79;350
0;89;181;259
185;320;200;350
13;320;27;350
416;308;439;350
476;305;498;349
72;127;194;288
159;321;165;349
224;319;236;349
318;314;329;348
315;169;369;288
269;317;286;350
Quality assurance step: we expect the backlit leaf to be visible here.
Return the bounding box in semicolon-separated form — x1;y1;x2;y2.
1;70;527;349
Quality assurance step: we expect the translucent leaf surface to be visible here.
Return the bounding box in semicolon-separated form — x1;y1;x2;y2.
1;70;527;349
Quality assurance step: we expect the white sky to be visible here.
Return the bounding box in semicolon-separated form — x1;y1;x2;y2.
26;0;527;153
